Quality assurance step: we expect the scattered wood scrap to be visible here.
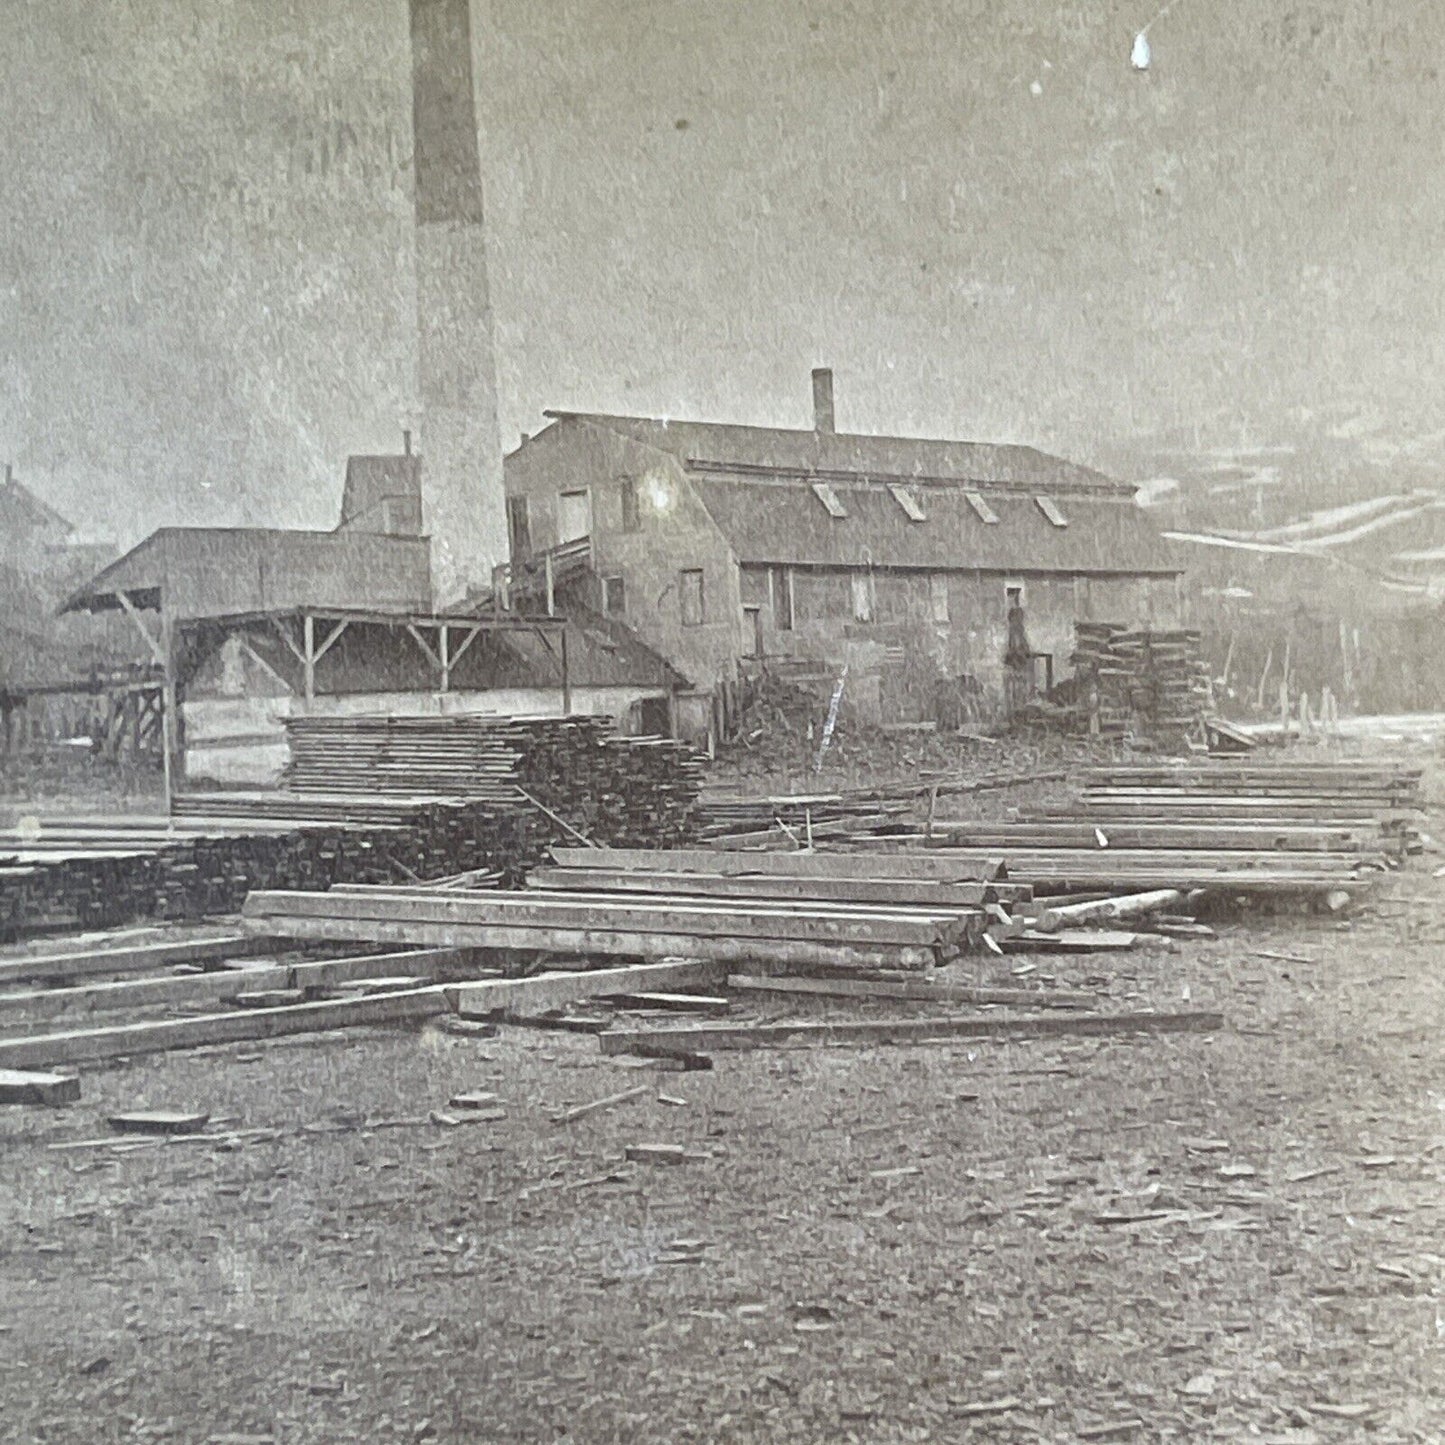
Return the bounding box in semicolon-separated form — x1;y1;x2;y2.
0;1067;80;1105
598;1010;1225;1054
447;960;727;1019
726;973;1097;1010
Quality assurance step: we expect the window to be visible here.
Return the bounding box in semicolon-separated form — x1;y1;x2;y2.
851;572;874;623
1035;494;1069;528
773;566;795;631
619;477;639;532
602;575;626;617
887;483;926;522
930;573;949;624
558;489;591;543
810;481;848;518
506;495;531;557
1006;583;1024;607
680;568;705;626
965;491;999;524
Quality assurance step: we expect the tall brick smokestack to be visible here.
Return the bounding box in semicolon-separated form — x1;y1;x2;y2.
410;0;506;607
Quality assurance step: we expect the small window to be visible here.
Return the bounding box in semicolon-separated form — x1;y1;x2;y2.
506;495;531;557
851;572;874;623
602;575;626;617
887;483;926;521
1006;583;1025;608
619;477;639;532
773;566;794;631
965;491;999;524
811;481;848;518
930;573;949;624
680;568;705;626
558;489;591;543
1035;494;1068;527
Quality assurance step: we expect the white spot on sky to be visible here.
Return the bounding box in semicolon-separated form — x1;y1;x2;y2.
1131;33;1151;70
1029;80;1043;96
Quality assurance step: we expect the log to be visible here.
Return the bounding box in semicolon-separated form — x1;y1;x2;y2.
598;1010;1226;1053
1032;889;1186;933
447;960;727;1018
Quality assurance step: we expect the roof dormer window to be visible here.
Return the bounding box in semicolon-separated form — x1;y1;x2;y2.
965;491;999;524
887;483;926;521
1035;495;1069;527
811;481;848;518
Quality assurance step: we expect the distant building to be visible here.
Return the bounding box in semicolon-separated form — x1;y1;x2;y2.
502;371;1184;738
62;461;681;784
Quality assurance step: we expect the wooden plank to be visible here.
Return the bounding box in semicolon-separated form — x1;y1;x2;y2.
0;1067;80;1105
448;960;728;1017
524;867;1021;908
726;974;1097;1009
923;822;1366;852
0;987;449;1070
549;846;1004;882
0;948;476;1022
0;933;273;987
247;912;940;971
1002;930;1140;953
598;1010;1227;1052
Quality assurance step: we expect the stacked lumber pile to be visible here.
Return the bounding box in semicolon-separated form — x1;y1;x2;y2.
0;804;535;940
242;859;995;970
1072;622;1209;739
278;714;701;846
899;756;1422;908
242;841;1054;971
696;769;1066;845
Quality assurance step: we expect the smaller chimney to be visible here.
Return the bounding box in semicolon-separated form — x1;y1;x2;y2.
3;463;11;487
811;368;835;434
402;429;412;456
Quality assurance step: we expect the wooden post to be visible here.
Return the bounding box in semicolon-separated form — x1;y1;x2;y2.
160;609;179;808
559;625;571;714
1278;679;1289;736
302;613;316;707
1256;648;1273;709
1339;618;1352;699
439;625;451;694
544;550;556;617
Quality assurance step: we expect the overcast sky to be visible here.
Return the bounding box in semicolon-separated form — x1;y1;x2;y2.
1;0;1441;545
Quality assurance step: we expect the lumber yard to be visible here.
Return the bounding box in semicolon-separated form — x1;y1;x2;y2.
8;0;1445;1438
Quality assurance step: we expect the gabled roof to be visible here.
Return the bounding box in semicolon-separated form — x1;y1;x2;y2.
337;454;423;534
0;473;73;537
544;411;1131;497
692;477;1180;575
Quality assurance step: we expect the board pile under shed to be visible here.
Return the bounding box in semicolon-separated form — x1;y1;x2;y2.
278;713;702;847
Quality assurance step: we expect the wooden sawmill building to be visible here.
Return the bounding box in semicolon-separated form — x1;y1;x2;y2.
501;371;1184;735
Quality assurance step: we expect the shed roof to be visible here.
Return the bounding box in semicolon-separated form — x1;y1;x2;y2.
544;411;1131;496
63;527;432;619
692;477;1180;575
